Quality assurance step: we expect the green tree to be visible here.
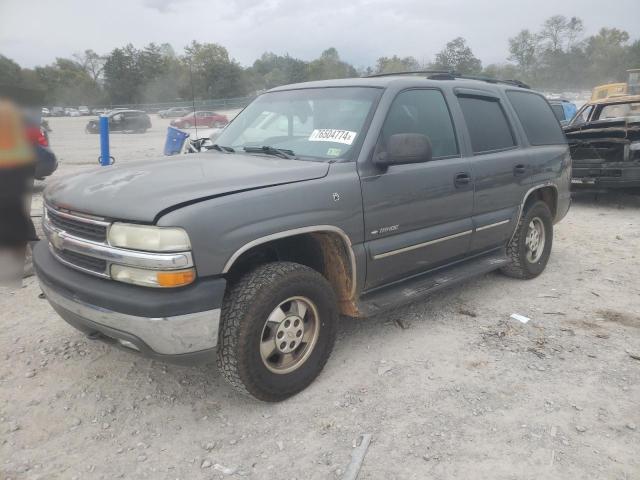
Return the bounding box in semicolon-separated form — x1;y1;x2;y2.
0;55;24;85
183;41;248;98
36;58;103;105
433;37;482;74
508;30;539;75
73;49;105;82
308;48;357;80
374;55;420;74
103;45;143;104
585;28;631;83
249;52;309;90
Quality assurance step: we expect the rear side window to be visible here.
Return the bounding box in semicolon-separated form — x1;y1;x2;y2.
506;91;566;145
458;96;515;153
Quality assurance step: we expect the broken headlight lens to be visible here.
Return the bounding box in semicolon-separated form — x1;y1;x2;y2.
108;223;191;252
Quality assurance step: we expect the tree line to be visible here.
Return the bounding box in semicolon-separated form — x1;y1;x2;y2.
1;15;639;107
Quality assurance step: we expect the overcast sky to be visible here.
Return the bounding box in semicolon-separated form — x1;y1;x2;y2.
2;0;639;69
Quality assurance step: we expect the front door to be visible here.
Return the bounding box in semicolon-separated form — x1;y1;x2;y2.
360;88;474;290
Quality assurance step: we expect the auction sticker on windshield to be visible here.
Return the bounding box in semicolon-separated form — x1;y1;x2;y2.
309;129;357;145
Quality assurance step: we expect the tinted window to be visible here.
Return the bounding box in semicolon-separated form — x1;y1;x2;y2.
550;104;565;121
458;96;515;153
381;89;458;158
506;91;565;145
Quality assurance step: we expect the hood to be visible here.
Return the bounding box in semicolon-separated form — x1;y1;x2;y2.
45;152;330;222
564;117;640;137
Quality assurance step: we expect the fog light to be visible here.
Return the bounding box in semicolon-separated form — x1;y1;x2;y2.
111;265;196;288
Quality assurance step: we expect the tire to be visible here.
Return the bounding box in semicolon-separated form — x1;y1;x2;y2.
217;262;338;401
501;200;553;279
213;121;225;128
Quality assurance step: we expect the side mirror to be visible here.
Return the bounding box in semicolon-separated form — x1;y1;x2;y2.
375;133;432;167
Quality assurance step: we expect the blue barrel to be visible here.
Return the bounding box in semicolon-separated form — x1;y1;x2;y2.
164;126;190;156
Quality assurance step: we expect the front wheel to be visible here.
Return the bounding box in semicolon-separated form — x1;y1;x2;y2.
501;200;553;279
217;262;338;401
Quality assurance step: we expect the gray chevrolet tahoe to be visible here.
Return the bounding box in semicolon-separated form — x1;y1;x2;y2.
34;73;571;401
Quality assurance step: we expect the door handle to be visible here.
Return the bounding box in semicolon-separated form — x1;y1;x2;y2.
454;172;471;187
513;164;527;176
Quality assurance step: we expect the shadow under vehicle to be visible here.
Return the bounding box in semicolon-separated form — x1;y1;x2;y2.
85;110;152;134
564;95;640;188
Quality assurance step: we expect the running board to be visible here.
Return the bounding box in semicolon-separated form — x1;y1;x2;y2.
357;250;509;316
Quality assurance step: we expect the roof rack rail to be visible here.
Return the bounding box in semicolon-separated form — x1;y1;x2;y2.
365;70;531;89
457;75;531;89
366;70;455;78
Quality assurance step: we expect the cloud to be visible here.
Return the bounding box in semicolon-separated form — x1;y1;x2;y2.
1;0;639;69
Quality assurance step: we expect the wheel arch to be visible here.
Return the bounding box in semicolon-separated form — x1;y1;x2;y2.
509;183;558;243
222;226;358;317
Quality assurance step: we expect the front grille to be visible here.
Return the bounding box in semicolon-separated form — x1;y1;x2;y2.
47;208;107;242
569;143;626;163
55;248;108;274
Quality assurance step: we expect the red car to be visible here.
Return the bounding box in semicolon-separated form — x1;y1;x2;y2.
170;111;228;129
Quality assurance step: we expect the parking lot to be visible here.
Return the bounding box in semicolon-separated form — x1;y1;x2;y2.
1;117;639;479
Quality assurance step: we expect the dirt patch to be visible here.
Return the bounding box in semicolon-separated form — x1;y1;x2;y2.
597;309;640;329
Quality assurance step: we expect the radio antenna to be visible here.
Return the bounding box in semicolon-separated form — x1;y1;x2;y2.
188;59;198;139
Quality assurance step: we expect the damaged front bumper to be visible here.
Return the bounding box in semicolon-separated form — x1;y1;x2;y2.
572;162;640;188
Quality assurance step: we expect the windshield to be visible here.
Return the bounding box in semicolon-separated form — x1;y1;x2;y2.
214;87;381;161
596;102;640;121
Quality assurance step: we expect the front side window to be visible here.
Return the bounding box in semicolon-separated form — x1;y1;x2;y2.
379;89;458;158
215;87;382;161
458;96;516;153
570;105;594;126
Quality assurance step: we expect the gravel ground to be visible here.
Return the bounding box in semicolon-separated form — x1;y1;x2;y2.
1;117;639;479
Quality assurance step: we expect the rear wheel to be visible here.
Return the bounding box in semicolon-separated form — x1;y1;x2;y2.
213;121;225;128
501;200;553;279
217;262;338;401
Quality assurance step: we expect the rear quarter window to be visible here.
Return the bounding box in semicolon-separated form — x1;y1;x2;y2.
506;91;566;145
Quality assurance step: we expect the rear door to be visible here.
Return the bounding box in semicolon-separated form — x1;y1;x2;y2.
454;89;527;254
360;88;474;290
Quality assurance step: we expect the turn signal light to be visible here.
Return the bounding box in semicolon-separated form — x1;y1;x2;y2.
156;269;196;287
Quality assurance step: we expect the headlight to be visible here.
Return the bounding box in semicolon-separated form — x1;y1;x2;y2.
108;223;191;252
111;265;196;288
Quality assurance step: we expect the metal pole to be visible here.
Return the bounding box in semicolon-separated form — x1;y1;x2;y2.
99;114;110;166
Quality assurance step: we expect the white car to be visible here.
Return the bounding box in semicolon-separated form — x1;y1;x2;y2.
41;107;50;117
65;108;81;117
78;106;90;116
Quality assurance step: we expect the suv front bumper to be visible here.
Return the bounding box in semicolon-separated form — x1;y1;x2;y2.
34;241;226;364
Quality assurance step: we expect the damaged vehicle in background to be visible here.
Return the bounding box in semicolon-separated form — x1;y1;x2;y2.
564;95;640;188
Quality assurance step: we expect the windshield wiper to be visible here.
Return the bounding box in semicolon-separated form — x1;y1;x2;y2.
243;146;296;159
209;144;235;153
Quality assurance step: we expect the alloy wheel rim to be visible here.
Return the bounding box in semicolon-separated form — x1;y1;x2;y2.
259;296;320;374
525;217;545;263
